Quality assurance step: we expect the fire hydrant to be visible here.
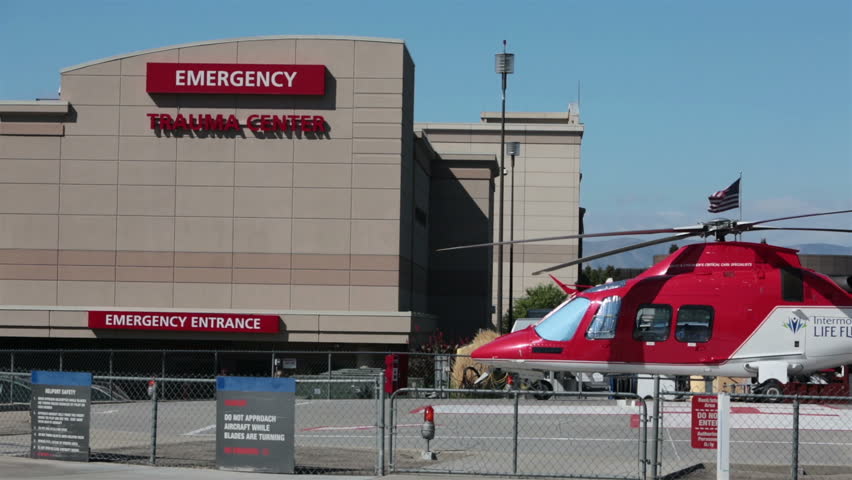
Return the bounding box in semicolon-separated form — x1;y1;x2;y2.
420;405;436;460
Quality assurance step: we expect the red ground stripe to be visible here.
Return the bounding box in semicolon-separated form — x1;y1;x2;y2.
224;399;247;407
630;414;640;428
731;407;761;414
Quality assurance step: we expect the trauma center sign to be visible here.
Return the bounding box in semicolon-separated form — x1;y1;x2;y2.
88;311;280;333
146;63;326;95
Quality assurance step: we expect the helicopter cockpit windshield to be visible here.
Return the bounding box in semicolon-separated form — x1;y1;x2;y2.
534;297;591;341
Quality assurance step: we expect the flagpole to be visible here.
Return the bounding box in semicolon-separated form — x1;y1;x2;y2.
738;172;743;241
738;172;743;222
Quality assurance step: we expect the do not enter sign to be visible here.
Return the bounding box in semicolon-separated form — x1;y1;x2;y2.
691;395;718;449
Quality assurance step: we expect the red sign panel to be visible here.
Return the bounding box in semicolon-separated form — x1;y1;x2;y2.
146;63;325;95
88;311;280;333
691;395;718;449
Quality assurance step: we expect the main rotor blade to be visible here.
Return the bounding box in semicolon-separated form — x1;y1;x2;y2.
532;232;698;275
738;209;852;229
435;226;702;252
745;226;852;234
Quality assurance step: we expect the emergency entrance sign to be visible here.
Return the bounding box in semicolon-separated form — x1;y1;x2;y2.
691;395;718;449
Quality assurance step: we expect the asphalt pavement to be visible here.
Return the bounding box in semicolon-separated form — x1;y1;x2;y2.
10;456;852;480
0;456;486;480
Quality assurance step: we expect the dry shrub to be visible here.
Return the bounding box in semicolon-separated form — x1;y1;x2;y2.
450;329;500;388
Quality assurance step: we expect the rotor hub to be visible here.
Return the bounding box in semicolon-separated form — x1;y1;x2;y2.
704;219;736;241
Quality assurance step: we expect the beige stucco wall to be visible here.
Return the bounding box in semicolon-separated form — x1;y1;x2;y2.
417;114;584;326
0;36;430;343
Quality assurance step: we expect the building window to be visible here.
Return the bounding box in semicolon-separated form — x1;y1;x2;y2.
586;296;621;340
675;305;713;343
633;304;672;342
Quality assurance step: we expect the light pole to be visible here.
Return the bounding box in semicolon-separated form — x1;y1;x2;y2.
494;41;514;334
506;141;521;327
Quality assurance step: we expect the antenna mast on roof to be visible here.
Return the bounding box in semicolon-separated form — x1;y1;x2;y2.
577;80;581;110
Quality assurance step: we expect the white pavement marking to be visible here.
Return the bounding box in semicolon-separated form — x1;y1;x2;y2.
301;423;421;432
392;434;636;442
94;409;117;415
664;425;681;461
391;434;852;447
183;424;216;436
656;405;852;431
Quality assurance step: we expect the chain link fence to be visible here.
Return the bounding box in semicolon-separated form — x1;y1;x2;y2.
2;351;852;479
0;372;29;458
0;369;384;475
657;391;852;480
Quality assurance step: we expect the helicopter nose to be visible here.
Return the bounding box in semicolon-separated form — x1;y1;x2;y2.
471;329;532;361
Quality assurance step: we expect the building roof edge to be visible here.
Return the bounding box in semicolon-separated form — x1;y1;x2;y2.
61;35;406;73
0;100;69;115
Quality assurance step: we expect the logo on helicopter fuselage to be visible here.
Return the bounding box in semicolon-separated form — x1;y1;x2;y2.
783;316;808;334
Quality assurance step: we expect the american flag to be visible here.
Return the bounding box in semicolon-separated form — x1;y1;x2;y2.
708;179;740;213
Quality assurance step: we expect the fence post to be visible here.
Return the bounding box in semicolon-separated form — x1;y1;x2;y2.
792;396;800;480
59;350;63;372
109;351;114;398
9;351;14;404
512;390;519;475
149;380;159;465
716;393;731;480
649;376;661;480
376;374;385;476
388;390;396;473
640;397;648;480
327;353;332;400
161;351;166;378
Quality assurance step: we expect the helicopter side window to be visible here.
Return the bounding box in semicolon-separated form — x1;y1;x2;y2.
586;296;621;340
633;304;672;342
675;305;714;343
781;267;804;302
534;297;591;342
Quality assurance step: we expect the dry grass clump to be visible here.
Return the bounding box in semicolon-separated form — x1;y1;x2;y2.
450;329;500;388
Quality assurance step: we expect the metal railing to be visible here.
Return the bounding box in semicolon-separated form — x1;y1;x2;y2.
0;349;462;389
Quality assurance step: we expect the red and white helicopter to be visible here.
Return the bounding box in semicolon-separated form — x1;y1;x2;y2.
443;210;852;394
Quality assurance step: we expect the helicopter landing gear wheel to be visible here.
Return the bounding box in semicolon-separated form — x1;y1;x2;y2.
461;366;480;389
532;380;553;400
759;379;784;403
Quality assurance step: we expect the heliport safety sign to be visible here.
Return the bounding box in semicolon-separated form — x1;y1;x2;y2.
691;395;718;449
216;376;295;473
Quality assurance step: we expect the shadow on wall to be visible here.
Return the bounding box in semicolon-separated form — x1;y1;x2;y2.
428;164;494;339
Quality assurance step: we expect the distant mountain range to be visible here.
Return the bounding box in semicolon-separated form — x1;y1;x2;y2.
583;239;852;269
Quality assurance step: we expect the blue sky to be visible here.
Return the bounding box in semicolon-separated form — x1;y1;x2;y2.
1;1;850;246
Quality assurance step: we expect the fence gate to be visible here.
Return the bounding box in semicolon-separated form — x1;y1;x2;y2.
390;388;648;479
